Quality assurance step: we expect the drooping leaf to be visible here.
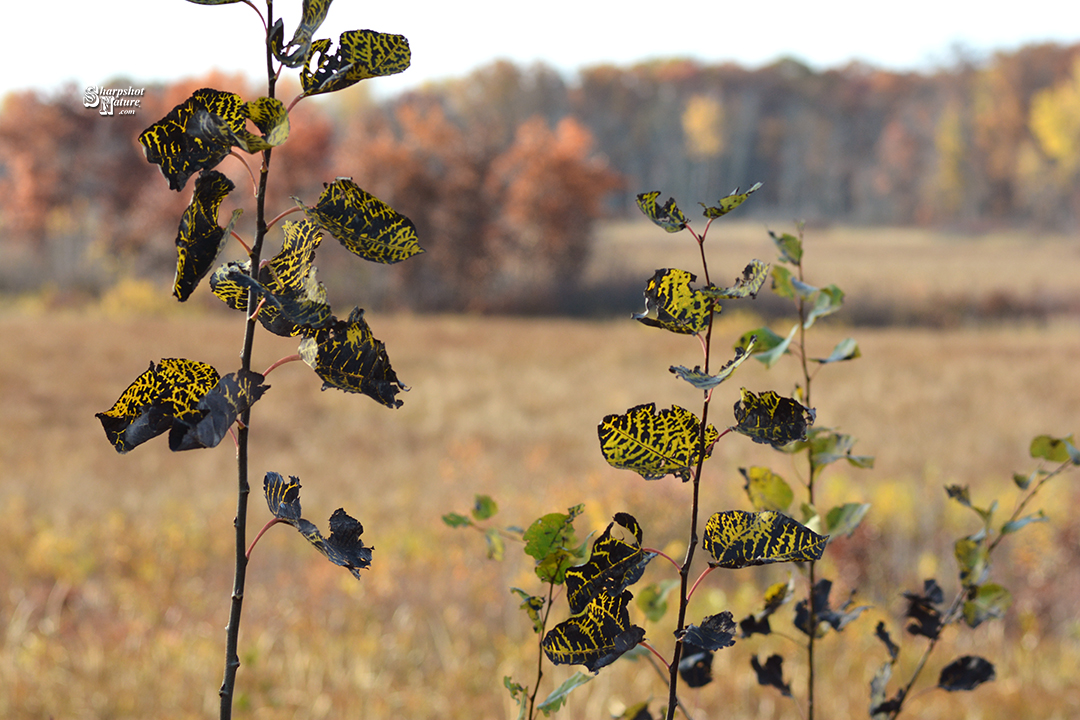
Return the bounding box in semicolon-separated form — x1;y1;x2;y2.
903;579;945;639
441;512;471;528
541;590;646;673
824;503;871;540
598;403;719;481
1029;434;1080;464
635;191;688;232
232;96;290;152
271;0;333;67
96;359;221;453
300;178;423;264
732;388;816;448
938;655;995;691
565;513;656;614
955;534;989;587
298;307;407;407
172;170;237;301
263;472;372;579
804;284;845;329
505;677;528;720
168;369;268;450
1000;510;1047;535
703;259;770;299
738;323;798;369
510;588;546;634
741;466;794;513
702;510;827;569
769;229;803;265
300;30;411;96
677;611;737;652
791;428;875;471
637;579;679;622
678;642;714;688
537;671;593;716
670;336;756;391
633;268;716;335
750;654;791;697
523;505;586;584
699;182;762;218
962;583;1012;628
138;88;246;191
794;579;870;637
812;337;861;364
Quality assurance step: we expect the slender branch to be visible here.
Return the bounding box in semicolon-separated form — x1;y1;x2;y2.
231;230;252;255
527;582;557;720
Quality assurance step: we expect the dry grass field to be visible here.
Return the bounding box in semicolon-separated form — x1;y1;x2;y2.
2;221;1080;719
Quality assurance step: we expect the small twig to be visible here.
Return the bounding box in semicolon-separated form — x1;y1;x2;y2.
267;205;304;229
644;547;682;572
262;353;301;377
231;230;252;255
686;565;716;601
246;517;282;558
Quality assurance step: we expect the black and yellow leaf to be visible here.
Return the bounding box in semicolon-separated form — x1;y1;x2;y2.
677;611;737;652
233;96;290;152
938;656;995;692
510;588;546;634
703;510;827;569
703;259;770;299
751;654;791;697
541;590;646;673
138;88;246;191
699;182;762;218
95;358;220;453
173;169;237;301
565;513;656;614
769;229;803;265
300;30;411;96
903;579;944;639
732;388;815;448
794;579;870;637
670;336;756;391
168;369;268;450
298;307;407;407
962;583;1012;628
633;268;715;335
740;466;794;513
263;472;373;579
272;0;333;68
635;191;688;232
300;178;423;264
258;219;333;335
522;505;586;584
209;260;251;312
598;403;719;482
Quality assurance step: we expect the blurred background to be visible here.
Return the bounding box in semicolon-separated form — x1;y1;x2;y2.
2;3;1080;719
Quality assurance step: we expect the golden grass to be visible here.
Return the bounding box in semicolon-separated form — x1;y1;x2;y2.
2;300;1079;720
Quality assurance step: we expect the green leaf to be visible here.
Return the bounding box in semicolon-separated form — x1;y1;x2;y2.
798;428;875;471
732;388;816;448
962;583;1012;628
537;671;593;716
702;510;827;569
95;359;221;453
736;326;785;354
740;466;794;513
1000;510;1047;535
300;30;412;96
1029;434;1080;464
704;259;770;299
954;534;989;587
472;494;498;521
298;307;408;407
770;265;797;300
598;403;719;481
633;268;716;335
824;503;871;540
635;191;688;232
565;513;656;614
484;527;505;561
804;284;845;328
441;512;471;528
510;588;546;634
747;324;798;369
300;178;423;264
769;229;803;264
938;656;995;691
750;654;791;697
263;472;372;578
523;505;585;584
670;336;756;390
945;485;996;526
168;369;269;451
505;677;528;720
812;337;861;364
271;0;333;68
699;182;762;218
233;96;290;151
138;88;246;191
636;579;679;622
541;590;646;673
172;169;237;301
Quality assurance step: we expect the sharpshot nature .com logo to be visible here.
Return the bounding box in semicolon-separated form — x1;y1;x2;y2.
83;85;145;116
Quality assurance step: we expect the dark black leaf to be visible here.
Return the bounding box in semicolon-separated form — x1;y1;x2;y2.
676;612;737;652
903;579;945;639
677;642;713;688
751;654;791;697
938;655;995;691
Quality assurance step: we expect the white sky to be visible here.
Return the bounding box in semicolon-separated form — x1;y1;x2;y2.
8;1;1080;100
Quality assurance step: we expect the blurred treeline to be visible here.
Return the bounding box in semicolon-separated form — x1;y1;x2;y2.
3;42;1080;311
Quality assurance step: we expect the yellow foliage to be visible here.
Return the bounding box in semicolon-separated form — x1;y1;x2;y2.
98;277;178;318
682;94;725;159
1029;57;1080;178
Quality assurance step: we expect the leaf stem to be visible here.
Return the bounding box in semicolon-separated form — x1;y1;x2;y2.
246;517;282;558
266;205;304;229
262;353;301;377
